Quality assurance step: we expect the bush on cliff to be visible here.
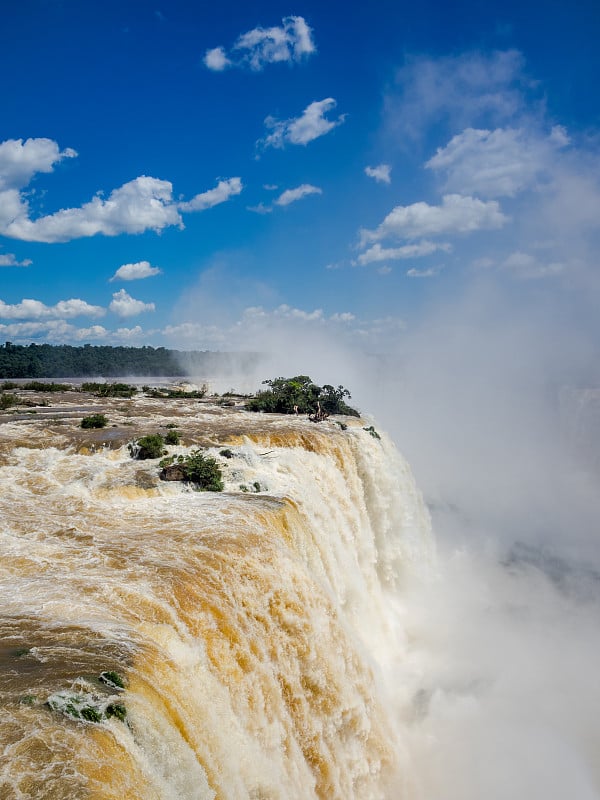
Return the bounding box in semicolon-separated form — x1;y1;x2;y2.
246;376;359;417
160;449;223;491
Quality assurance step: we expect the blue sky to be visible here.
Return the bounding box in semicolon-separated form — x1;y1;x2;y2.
1;0;599;351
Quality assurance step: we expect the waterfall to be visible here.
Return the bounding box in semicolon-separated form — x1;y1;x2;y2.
0;413;434;799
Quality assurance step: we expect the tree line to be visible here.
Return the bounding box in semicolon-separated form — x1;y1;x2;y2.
0;342;259;378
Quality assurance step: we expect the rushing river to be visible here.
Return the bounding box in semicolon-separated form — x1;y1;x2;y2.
0;392;434;799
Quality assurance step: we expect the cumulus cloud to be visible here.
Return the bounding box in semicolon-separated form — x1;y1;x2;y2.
4;176;182;243
0;137;243;243
361;194;508;244
365;164;392;184
0;320;149;345
178;177;243;212
356;240;450;265
203;46;231;71
0;137;77;190
259;98;346;149
0;297;105;320
204;16;315;72
274;184;322;206
426;126;571;197
0;253;32;267
113;325;145;341
109;289;155;318
110;260;162;282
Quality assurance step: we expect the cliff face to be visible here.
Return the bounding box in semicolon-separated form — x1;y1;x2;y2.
0;395;433;800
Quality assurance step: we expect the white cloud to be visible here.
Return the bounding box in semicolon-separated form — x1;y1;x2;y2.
178;177;243;212
365;164;392;184
109;289;155;318
274;184;322;206
259;98;345;149
74;325;109;340
361;194;508;244
0;297;105;320
406;266;442;278
4;176;182;243
387;50;530;140
110;260;162;282
0;137;243;244
377;266;392;275
247;202;273;215
0;320;149;345
0;137;77;190
205;16;315;72
501;251;564;279
203;47;231;71
356;240;451;265
0;253;32;267
426;126;571;197
113;325;145;341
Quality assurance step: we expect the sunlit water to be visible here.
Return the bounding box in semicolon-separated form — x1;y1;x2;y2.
0;398;434;799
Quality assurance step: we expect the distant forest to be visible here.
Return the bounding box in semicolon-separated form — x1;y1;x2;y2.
0;342;259;378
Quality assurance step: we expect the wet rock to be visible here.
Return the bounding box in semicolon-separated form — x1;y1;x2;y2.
159;464;187;481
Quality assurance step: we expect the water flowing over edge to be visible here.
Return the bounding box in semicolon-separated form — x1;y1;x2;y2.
0;400;434;800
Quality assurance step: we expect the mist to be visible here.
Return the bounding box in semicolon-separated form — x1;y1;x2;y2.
171;268;600;799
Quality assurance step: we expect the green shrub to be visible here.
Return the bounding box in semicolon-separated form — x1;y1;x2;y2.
82;382;137;398
81;414;108;429
146;387;206;399
363;425;381;440
181;450;224;491
0;393;17;410
219;448;234;459
161;450;224;491
22;381;72;392
165;429;180;445
130;434;165;459
105;703;127;722
80;706;102;723
246;376;359;417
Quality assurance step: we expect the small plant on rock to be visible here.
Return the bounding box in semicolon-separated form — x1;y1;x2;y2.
81;414;108;429
129;434;166;460
165;429;180;445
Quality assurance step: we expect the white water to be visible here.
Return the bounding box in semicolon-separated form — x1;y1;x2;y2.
0;407;435;799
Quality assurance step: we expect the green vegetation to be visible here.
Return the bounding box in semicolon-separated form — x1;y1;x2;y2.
99;671;125;690
81;382;137;398
46;670;128;725
23;381;72;392
219;448;234;459
364;425;381;440
80;706;103;723
105;703;127;722
19;695;37;705
129;434;166;460
146;387;206;399
246;375;359;417
0;342;262;379
160;450;224;491
81;414;108;429
0;393;17;410
165;429;181;445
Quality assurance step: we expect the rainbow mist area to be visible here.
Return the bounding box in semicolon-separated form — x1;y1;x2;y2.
0;390;434;799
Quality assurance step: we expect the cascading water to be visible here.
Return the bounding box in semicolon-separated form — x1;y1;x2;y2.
0;403;434;799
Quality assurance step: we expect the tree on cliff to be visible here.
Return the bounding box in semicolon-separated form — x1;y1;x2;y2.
245;376;359;417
